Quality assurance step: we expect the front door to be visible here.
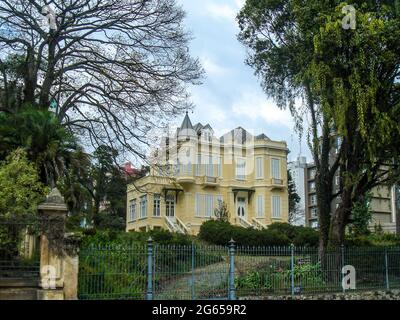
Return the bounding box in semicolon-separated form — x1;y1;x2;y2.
237;197;246;218
166;195;175;218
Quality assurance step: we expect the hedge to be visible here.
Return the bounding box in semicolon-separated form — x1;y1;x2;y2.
80;228;194;247
198;221;319;247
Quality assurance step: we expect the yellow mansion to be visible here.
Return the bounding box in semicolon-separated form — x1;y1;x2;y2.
126;113;289;235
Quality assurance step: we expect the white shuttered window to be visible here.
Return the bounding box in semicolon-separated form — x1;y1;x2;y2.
195;193;223;218
256;157;264;179
256;195;264;217
271;158;281;179
272;195;281;218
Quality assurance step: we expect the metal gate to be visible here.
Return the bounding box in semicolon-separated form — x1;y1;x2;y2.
153;244;230;300
78;242;232;300
0;217;40;279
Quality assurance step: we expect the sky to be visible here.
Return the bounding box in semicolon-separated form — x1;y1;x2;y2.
175;0;312;162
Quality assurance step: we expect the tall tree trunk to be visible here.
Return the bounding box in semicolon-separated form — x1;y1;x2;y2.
39;35;57;109
23;47;36;105
317;173;333;267
330;190;352;247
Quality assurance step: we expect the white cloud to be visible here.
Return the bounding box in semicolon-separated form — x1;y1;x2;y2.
200;56;231;77
231;90;294;128
205;0;245;21
206;3;237;20
234;0;245;9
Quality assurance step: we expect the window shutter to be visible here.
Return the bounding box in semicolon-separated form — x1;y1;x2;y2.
195;194;200;217
217;157;222;177
272;159;281;179
257;195;264;217
256;157;263;179
196;154;202;176
272;196;281;218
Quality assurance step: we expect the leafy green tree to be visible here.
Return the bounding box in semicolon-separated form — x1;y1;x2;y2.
238;0;400;251
348;192;372;237
288;170;301;224
0;107;88;187
214;201;229;222
238;0;340;253
310;2;400;246
0;148;48;219
0;149;48;257
86;146;128;230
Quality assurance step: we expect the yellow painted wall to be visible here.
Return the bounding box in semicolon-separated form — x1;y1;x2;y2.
126;138;289;235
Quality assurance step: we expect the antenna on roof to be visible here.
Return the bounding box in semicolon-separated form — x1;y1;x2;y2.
184;93;193;114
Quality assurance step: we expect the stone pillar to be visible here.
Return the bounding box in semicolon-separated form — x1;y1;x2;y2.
63;233;81;300
37;188;80;300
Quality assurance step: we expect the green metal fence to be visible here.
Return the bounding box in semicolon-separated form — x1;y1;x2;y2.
78;244;147;300
78;240;400;300
0;217;40;279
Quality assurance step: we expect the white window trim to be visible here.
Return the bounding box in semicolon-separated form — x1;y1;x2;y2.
195;193;223;218
196;154;202;176
271;158;281;180
256;156;264;179
153;194;161;217
195;193;201;217
310;194;317;205
206;154;214;177
140;195;147;218
235;157;246;180
271;195;281;219
217;156;222;178
129;199;137;222
256;195;264;217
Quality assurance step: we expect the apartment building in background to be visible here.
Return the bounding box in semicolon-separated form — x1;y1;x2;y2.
305;163;398;233
288;156;308;226
126;112;289;235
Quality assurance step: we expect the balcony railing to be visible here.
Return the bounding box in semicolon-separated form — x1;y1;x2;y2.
202;175;219;187
271;178;284;188
252;218;267;230
175;164;195;184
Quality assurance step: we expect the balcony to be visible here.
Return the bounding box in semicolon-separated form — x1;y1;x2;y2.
270;178;284;189
202;176;219;187
175;164;195;184
176;175;195;184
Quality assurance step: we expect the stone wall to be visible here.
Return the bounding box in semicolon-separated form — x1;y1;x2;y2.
240;289;400;300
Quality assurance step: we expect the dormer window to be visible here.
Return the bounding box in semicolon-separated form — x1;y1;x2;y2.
201;130;212;142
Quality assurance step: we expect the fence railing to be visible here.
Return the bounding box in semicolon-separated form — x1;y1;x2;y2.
0;217;41;279
78;240;400;300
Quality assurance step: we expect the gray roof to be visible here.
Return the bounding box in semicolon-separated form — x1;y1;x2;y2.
202;124;213;131
256;133;270;140
193;123;203;133
177;112;197;139
220;127;253;144
179;112;193;131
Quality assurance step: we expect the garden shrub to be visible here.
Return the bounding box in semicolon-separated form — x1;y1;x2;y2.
81;228;194;247
292;227;320;247
235;262;325;294
345;233;400;247
199;220;319;247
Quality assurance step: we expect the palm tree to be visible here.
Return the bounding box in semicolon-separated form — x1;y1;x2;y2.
0;106;89;187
